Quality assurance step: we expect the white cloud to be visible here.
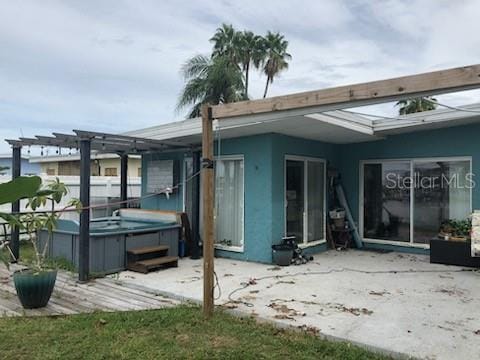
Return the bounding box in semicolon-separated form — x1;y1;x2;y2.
0;0;480;152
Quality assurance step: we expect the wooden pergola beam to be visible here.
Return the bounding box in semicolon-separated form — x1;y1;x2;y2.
211;64;480;119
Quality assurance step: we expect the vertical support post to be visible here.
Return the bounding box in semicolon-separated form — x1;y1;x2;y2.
120;153;128;208
78;139;91;282
201;105;214;318
10;145;21;262
190;151;201;260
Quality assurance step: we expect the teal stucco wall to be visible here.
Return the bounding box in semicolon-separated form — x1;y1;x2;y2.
141;133;337;263
141;122;480;261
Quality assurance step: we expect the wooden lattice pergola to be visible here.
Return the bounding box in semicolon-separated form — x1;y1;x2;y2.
6;130;194;282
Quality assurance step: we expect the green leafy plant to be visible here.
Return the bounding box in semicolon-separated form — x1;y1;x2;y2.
0;177;81;271
439;219;471;238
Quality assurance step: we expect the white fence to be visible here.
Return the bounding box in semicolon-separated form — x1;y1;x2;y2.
0;175;142;221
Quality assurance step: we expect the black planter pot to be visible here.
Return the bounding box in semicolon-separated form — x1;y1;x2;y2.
13;270;57;309
430;239;480;268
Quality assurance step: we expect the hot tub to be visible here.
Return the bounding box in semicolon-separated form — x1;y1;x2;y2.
38;210;180;274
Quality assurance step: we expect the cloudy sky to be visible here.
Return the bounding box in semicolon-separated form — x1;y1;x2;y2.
1;0;480;153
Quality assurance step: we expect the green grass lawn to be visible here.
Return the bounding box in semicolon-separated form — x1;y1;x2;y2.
0;306;390;360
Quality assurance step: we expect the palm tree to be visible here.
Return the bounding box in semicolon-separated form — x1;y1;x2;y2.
176;54;244;118
261;31;291;98
210;24;239;63
236;31;265;99
396;97;437;115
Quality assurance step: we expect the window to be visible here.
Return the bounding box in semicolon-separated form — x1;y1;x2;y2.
146;159;179;193
104;167;118;176
137;167;142;177
214;156;244;250
285;156;326;245
46;168;56;175
361;157;472;247
413;160;471;244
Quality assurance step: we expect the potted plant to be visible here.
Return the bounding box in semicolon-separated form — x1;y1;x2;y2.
0;176;80;309
431;217;480;267
438;219;471;241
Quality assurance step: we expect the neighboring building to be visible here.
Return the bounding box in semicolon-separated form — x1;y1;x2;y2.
0;153;40;176
29;153;142;177
127;103;480;263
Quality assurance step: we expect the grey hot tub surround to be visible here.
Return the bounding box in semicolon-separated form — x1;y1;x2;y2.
39;217;180;274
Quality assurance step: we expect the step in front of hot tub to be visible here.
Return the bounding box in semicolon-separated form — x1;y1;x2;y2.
127;256;179;273
127;245;170;263
128;245;169;256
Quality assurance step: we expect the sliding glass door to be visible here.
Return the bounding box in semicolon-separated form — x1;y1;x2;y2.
285;156;325;244
361;157;472;246
363;161;411;242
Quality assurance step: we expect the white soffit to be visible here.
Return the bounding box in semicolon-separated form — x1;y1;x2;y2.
305;112;374;135
216;114;381;144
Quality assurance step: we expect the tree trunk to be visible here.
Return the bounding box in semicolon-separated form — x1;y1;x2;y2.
263;78;270;98
244;62;249;100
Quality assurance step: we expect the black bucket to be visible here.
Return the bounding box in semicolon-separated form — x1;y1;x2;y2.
272;244;293;266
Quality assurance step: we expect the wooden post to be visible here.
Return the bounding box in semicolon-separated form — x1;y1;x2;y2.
10;145;21;262
190;151;201;260
201;105;214;318
120;153;128;208
78;138;91;283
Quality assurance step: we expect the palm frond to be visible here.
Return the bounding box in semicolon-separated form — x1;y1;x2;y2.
180;54;210;80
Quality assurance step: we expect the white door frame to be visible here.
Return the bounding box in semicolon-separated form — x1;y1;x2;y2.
284;155;326;247
182;156;192;213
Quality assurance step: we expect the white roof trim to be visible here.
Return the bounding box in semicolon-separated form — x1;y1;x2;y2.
374;102;480;132
122;102;480;144
124;117;201;140
29;153;141;163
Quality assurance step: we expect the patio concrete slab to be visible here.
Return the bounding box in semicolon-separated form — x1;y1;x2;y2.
115;250;480;360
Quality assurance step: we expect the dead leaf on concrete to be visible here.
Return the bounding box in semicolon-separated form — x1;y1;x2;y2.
324;302;373;316
274;314;295;320
369;290;390;296
434;287;466;297
298;324;320;335
276;280;295;285
268;302;306;319
437;325;454;332
178;276;201;284
438;274;454;279
221;302;238;309
267;266;282;271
